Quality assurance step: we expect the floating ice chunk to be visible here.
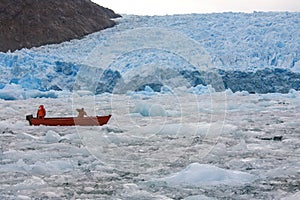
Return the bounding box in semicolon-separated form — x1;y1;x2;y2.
160;85;173;94
133;122;235;138
282;191;300;200
13;176;46;191
235;90;250;96
287;89;299;98
44;130;62;143
0;84;25;100
161;163;256;186
225;88;234;95
231;140;248;151
265;161;300;178
127;85;157;96
144;85;154;93
73;90;95;97
61;133;82;144
133;103;166;117
84;187;95;193
17;132;39;140
0;84;57;100
25;90;58;99
132;102;181;117
16;159;32;172
31;160;73;175
184;195;216;200
188;85;215;95
121;183;172;200
16;195;31;200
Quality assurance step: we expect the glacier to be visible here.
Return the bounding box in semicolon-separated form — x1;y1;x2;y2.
0;12;300;100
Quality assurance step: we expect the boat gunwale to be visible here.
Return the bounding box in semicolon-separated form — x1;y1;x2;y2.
26;114;111;126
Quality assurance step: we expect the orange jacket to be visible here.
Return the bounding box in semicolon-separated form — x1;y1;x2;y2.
37;106;46;118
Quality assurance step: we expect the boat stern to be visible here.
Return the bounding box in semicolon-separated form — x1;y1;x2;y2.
26;114;33;125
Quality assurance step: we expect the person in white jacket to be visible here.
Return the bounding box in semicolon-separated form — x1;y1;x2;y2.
76;108;87;118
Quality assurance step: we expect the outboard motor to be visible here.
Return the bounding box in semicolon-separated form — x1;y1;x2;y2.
26;114;33;125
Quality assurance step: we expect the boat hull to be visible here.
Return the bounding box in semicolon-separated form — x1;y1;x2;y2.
26;115;111;126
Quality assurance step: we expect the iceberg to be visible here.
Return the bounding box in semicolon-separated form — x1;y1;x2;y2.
161;163;256;186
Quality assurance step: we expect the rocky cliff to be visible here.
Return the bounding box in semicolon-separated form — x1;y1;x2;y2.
0;0;121;52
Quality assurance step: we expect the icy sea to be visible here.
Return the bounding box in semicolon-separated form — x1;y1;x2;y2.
1;13;300;199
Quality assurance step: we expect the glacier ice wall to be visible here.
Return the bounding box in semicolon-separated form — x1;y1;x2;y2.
0;12;300;99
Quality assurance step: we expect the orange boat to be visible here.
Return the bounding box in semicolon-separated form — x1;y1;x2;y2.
26;114;111;126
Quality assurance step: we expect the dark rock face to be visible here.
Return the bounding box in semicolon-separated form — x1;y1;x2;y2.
220;68;300;93
180;68;300;94
0;0;121;52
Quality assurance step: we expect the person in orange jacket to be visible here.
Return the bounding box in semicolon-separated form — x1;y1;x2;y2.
37;105;46;119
